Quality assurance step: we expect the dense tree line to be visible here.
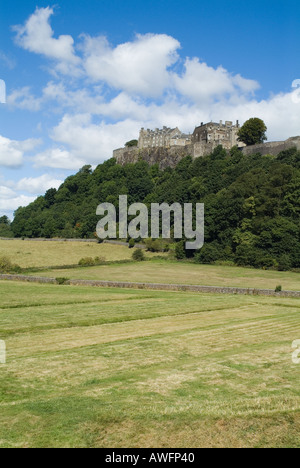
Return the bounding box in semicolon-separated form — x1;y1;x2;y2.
11;145;300;270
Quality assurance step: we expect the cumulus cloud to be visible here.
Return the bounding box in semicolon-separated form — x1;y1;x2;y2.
0;135;41;168
14;174;63;194
13;6;81;75
0;186;16;200
7;81;107;114
54;114;140;159
0;174;63;219
33;113;141;169
173;58;260;103
33;147;81;170
211;91;300;141
0;192;36;213
82;33;180;96
42;81;105;113
7;86;42;111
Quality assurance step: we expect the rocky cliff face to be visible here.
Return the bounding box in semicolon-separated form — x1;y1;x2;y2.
113;146;192;169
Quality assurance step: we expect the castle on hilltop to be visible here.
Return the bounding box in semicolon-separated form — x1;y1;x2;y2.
137;120;244;153
114;120;245;166
113;120;300;169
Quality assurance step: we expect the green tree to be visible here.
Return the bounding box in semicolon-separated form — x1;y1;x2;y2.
0;216;9;225
175;241;186;260
238;118;267;146
125;140;138;147
132;249;145;261
44;188;57;208
0;218;14;237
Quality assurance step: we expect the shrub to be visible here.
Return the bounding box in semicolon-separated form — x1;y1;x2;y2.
255;255;278;270
144;238;168;252
275;285;282;293
128;238;135;249
194;243;223;264
94;256;106;264
235;245;277;269
132;249;145;262
78;256;105;266
78;257;95;266
175;241;186;260
0;256;21;273
56;277;69;285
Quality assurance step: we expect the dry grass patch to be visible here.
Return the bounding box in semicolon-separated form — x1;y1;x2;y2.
0;239;163;268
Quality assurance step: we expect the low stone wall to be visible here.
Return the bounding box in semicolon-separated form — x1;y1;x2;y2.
67;280;300;297
0;274;57;284
1;274;299;298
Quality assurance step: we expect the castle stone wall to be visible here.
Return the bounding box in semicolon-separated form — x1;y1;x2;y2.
241;137;300;156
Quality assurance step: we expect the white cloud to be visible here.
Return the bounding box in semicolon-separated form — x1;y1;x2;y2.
7;86;42;111
33;113;141;169
173;58;260;103
82;33;180;96
33;147;81;170
0;135;41;168
7;81;106;113
14;174;63;194
0;173;63;219
220;92;300;141
13;7;81;75
0;51;16;69
54;114;139;159
42;81;105;113
0;186;16;199
0;193;36;213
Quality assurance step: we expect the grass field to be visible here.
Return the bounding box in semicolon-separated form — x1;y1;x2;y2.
37;260;300;292
0;280;300;448
0;239;163;268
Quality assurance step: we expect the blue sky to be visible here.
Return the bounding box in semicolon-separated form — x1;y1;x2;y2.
0;0;300;218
